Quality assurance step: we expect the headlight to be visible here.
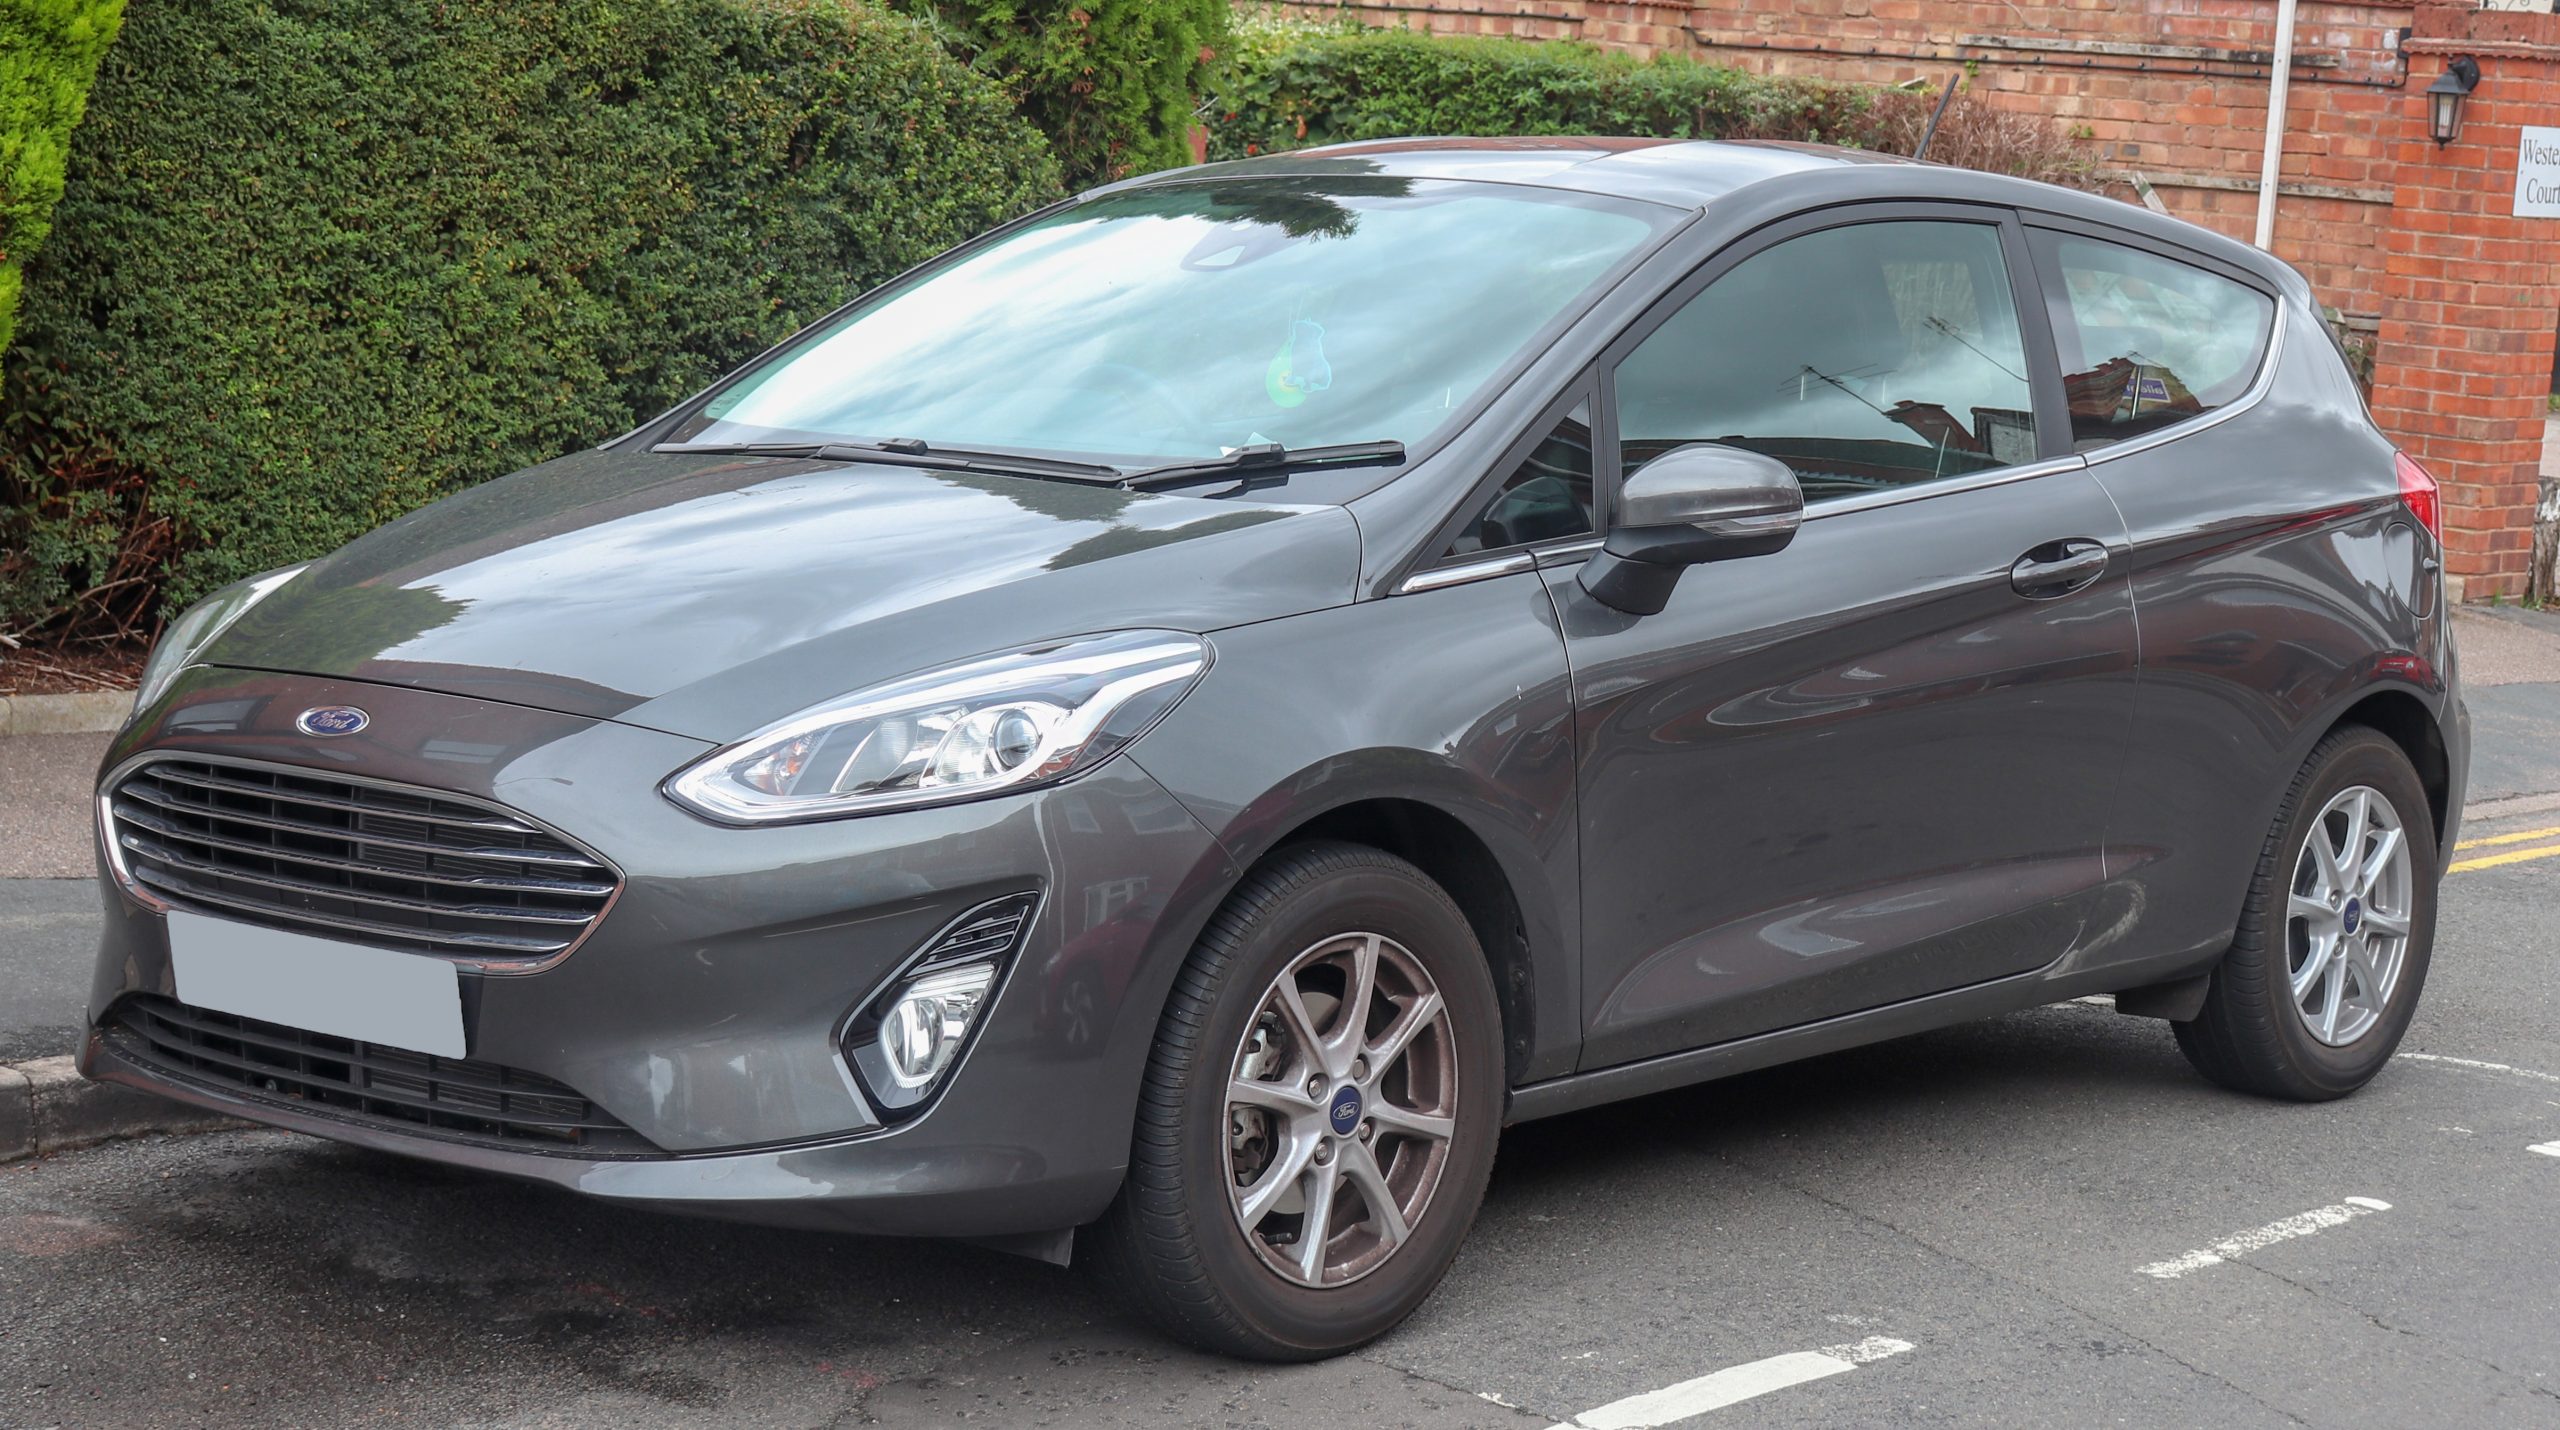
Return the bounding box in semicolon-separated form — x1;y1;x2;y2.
665;630;1210;824
132;565;307;712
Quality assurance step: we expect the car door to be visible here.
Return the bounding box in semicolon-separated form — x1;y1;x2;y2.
1549;206;2144;1071
2019;218;2385;975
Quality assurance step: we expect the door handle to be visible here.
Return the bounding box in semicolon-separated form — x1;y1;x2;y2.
2009;540;2110;599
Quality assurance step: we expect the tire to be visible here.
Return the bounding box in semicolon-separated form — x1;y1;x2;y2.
2174;725;2440;1101
1091;840;1503;1360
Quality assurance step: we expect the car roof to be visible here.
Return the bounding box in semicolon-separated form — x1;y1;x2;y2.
1101;136;1904;209
1097;136;2299;297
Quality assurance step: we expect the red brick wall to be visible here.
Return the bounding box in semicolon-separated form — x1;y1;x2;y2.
2366;2;2560;600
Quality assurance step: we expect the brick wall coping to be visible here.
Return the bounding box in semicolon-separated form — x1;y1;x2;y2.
2402;36;2560;63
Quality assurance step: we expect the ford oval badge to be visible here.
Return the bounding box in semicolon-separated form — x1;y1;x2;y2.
1328;1084;1363;1136
295;705;370;738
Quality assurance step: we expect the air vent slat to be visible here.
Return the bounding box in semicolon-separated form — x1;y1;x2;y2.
109;804;615;896
140;763;542;835
909;895;1038;970
122;833;594;926
115;780;605;870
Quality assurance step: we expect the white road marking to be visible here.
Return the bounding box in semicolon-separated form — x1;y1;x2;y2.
2396;1052;2560;1086
1545;1337;1913;1429
2136;1198;2390;1279
2530;1142;2560;1159
1822;1337;1914;1365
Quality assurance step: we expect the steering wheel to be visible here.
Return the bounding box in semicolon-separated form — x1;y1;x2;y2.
1087;361;1204;436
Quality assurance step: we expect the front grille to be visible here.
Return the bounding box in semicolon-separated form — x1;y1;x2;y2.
108;996;656;1156
106;758;616;965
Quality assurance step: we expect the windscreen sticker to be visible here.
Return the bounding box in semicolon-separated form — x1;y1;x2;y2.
1265;319;1333;409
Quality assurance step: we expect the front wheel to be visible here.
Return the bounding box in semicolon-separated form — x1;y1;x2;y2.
2175;725;2440;1100
1092;841;1503;1360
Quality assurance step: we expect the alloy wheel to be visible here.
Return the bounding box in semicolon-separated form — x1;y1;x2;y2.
1223;932;1458;1288
2286;784;2415;1047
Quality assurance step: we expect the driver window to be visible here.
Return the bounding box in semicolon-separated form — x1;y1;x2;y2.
1444;401;1595;557
1613;221;2040;504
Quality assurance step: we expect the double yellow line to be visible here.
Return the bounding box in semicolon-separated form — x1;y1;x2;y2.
2450;824;2560;874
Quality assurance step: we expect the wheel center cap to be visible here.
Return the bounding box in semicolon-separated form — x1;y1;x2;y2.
2342;898;2362;935
1327;1084;1363;1136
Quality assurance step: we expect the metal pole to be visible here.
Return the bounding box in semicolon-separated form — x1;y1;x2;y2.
2254;0;2302;249
1914;70;1962;161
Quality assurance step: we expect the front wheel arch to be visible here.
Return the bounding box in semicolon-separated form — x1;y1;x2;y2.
1268;800;1538;1087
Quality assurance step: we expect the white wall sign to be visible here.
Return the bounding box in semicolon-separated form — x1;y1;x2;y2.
2516;126;2560;217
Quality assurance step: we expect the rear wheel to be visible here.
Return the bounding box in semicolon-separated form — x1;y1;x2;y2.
2175;726;2439;1100
1092;841;1502;1359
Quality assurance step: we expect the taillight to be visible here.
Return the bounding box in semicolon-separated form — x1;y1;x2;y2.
2394;452;2441;540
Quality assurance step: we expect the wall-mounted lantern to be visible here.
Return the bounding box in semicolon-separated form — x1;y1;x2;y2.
2427;56;2481;147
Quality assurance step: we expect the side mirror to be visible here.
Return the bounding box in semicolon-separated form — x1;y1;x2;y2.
1579;444;1804;616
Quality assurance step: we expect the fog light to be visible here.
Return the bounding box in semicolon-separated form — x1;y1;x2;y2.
842;892;1039;1120
875;962;996;1090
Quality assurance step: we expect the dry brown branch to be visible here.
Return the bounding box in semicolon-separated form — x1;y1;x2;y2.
1862;86;2101;192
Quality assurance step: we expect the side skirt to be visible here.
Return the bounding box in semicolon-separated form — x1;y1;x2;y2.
1501;949;2218;1126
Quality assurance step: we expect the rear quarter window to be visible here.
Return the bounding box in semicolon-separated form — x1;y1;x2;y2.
2035;233;2275;450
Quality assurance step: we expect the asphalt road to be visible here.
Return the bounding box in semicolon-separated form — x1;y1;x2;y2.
5;802;2558;1428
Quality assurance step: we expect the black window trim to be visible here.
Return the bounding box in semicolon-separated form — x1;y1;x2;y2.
1591;200;2086;535
2016;211;2288;467
2016;210;2282;299
1402;371;1603;587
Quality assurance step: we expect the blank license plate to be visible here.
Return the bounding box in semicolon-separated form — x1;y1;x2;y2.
166;908;466;1058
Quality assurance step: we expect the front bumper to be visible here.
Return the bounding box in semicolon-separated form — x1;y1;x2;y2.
80;665;1234;1237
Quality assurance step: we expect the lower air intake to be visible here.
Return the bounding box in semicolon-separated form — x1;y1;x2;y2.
105;996;657;1157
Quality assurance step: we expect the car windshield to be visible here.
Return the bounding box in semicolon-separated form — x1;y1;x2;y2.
665;176;1676;465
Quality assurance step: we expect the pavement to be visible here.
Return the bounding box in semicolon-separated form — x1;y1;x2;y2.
0;733;109;1063
0;732;108;880
0;882;92;1065
1;609;2556;1426
2451;604;2560;806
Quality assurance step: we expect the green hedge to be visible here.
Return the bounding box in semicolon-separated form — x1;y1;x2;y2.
1203;23;1886;161
0;0;1061;642
897;0;1229;186
0;0;125;360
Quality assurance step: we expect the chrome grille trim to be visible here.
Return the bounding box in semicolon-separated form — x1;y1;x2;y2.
102;754;621;972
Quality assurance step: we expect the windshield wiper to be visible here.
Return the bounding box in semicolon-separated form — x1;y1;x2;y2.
656;437;1125;485
1118;440;1407;491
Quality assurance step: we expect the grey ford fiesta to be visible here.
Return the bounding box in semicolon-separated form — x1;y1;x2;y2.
81;138;2467;1358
